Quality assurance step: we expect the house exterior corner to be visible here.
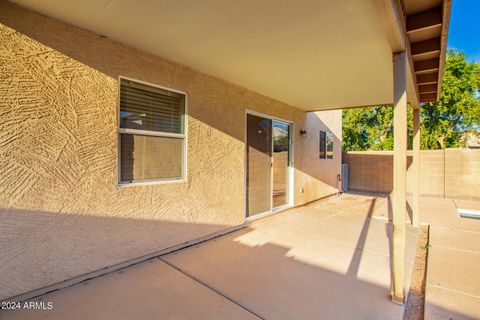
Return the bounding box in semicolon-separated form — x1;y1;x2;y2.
0;1;342;300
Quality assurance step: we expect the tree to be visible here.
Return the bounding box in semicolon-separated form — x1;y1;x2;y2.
421;50;480;149
342;50;480;151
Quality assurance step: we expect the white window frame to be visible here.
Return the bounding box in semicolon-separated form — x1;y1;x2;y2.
117;76;188;186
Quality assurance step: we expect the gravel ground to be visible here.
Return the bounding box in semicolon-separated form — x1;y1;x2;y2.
404;226;429;320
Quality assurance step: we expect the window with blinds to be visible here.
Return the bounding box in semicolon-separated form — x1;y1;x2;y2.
119;78;186;184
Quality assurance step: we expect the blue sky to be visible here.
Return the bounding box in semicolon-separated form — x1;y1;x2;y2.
447;0;480;62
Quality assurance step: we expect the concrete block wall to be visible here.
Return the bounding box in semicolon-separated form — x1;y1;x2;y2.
345;149;480;200
445;148;480;199
417;150;445;197
346;152;393;193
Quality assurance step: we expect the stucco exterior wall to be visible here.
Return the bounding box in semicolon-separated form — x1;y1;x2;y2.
0;0;341;299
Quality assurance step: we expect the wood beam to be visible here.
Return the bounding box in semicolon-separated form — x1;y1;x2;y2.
414;58;440;73
420;93;437;101
391;51;407;305
411;38;441;56
372;0;406;52
417;73;438;85
406;6;443;32
412;109;420;227
437;0;453;100
418;84;438;94
383;0;420;108
406;46;420;109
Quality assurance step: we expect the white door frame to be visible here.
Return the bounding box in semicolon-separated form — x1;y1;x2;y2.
245;109;294;221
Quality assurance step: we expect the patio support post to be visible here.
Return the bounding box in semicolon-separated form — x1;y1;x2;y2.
412;108;421;227
391;51;407;305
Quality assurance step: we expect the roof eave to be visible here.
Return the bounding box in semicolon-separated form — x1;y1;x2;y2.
436;0;452;101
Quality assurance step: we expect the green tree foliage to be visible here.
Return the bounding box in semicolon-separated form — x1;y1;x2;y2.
342;50;480;151
342;105;413;151
421;50;480;149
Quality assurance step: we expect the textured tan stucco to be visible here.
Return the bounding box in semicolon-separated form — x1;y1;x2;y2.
0;0;341;299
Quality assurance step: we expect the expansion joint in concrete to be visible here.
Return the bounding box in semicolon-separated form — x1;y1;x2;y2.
160;258;266;320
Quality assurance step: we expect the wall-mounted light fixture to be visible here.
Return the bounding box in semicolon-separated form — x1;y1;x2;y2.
300;129;308;138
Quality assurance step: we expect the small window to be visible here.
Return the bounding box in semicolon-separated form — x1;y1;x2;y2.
319;131;326;159
319;130;334;160
326;132;334;159
119;78;186;184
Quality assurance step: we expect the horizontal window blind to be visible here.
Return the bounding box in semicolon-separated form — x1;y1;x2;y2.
120;134;183;182
119;78;186;184
120;79;185;134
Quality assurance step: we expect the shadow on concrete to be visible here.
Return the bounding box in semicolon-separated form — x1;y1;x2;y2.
346;198;375;278
406;201;413;224
0;198;472;319
0;207;233;300
0;204;409;320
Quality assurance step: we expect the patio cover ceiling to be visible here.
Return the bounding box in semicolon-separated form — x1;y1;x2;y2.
12;0;450;111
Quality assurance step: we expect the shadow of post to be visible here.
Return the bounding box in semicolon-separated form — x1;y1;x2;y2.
346;198;376;277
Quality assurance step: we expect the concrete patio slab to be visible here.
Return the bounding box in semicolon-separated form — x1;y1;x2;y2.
427;246;480;297
0;193;418;320
424;286;480;320
0;259;259;320
311;193;394;222
421;197;480;319
420;197;480;232
429;228;480;253
163;196;417;320
454;199;480;212
260;195;418;262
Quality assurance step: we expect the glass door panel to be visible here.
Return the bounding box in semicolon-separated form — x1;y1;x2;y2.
272;121;290;208
246;114;272;217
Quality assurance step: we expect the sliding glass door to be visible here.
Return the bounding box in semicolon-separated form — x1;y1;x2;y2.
246;113;291;218
272;121;290;208
246;114;272;217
